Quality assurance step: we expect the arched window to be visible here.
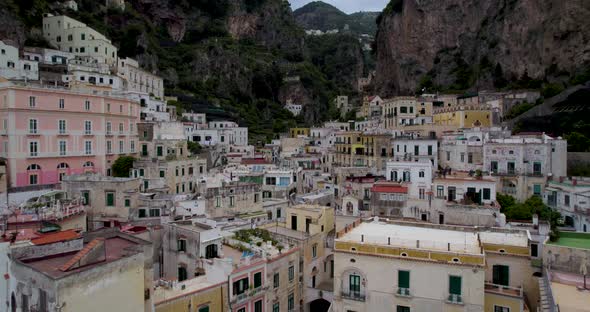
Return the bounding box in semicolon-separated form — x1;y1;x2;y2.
27;164;41;170
403;171;411;182
83;161;94;167
419;171;425;178
57;163;69;169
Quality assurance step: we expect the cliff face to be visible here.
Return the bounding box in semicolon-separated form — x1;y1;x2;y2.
374;0;590;95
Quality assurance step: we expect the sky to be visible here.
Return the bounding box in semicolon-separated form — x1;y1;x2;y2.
288;0;389;14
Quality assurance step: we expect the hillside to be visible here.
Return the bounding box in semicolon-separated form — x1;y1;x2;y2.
1;0;366;142
374;0;590;96
293;1;379;35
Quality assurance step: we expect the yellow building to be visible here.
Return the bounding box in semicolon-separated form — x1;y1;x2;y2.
332;132;392;168
155;278;228;312
290;127;310;138
433;105;493;128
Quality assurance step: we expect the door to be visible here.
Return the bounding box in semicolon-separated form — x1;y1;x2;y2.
448;187;456;201
439;214;445;224
291;215;297;230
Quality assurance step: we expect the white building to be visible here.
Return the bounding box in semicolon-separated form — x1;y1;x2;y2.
116;57;164;98
544;177;590;232
393;137;438;169
0;41;39;80
386;160;432;199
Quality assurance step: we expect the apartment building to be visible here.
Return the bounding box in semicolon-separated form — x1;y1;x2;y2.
433;105;493;128
204;182;263;218
333;219;534;312
382;96;417;129
544;177;590;232
370;182;408;217
0;40;39;80
0;81;140;189
61;174;140;230
392;136;438;169
162;220;223;281
9;229;153;312
42;14;118;66
385;160;432;199
483;133;567;201
116;57;164;98
333;132;393;169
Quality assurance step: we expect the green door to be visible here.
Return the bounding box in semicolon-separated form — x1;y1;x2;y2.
493;265;509;286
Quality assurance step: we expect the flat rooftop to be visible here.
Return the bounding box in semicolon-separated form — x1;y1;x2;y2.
20;236;140;279
547;232;590;250
338;220;481;254
549;271;590;310
478;230;529;247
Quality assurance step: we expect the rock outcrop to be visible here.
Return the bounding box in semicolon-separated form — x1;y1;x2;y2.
374;0;590;95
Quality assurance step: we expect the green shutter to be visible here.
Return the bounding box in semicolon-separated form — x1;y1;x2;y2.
350;275;360;292
449;276;462;295
198;307;209;312
493;265;510;286
398;270;410;288
106;193;114;206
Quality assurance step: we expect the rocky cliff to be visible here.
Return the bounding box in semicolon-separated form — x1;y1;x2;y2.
374;0;590;95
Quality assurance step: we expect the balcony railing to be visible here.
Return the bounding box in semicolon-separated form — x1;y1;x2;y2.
341;291;365;302
396;287;411;297
484;283;523;298
446;294;463;304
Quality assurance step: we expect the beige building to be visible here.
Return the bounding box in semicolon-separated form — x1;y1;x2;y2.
42;14;118;66
203;181;263;218
333;219;534;312
117;57;164;98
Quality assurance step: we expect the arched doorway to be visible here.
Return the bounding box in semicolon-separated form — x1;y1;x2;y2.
309;298;330;312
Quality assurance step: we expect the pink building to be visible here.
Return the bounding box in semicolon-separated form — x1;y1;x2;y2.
228;250;267;312
0;80;140;189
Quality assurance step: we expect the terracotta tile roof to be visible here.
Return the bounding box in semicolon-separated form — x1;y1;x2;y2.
241;158;270;165
371;183;408;194
59;238;104;272
31;229;81;245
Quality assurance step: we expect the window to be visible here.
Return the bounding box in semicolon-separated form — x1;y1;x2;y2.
84;100;91;111
533;184;541;196
288;266;294;281
106;141;112;154
149;208;160;217
125;199;130;207
312;244;317;258
428;145;433;156
446;151;450;161
119;141;124;153
178;267;187;282
397;306;410;312
141;144;148;156
177;239;186;252
398;270;410;295
29;174;38;185
349;274;361;295
273;303;279;312
494;306;510;312
414;145;419;156
160;170;165;178
531;243;538;257
29;141;38;156
139;169;144;177
119;123;124;133
106;192;115;206
493;265;509;286
460;152;465;162
254;193;260;203
288;293;294;310
490;161;498;173
254;300;263;312
59;140;67;156
507;162;516;174
198;306;210;312
233;277;249;296
130;141;135;153
81;33;86;40
468;152;473;164
449;275;462;299
273;273;279;288
419;170;425;178
84;121;92;134
437;185;444;198
85;141;92;155
156;146;163;156
483;188;491;200
533;162;542;175
29;119;38;134
29;96;36;107
254;272;262;288
229;196;235;207
58;120;66;134
564;195;570;206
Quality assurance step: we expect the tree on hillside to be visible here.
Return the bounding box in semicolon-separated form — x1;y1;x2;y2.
112;156;135;177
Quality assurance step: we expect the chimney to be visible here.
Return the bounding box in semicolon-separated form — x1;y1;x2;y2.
532;214;539;229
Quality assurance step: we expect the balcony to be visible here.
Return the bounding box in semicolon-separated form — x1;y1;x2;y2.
446;294;463;305
28;129;40;136
341;291;365;302
396;287;411;297
231;285;269;305
484;283;523;298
